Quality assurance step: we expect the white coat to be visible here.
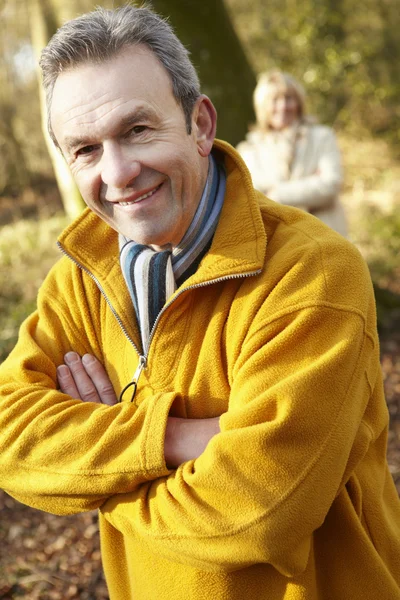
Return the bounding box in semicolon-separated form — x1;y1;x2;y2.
237;122;347;236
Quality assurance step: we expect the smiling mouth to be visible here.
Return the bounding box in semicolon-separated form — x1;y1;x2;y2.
117;183;162;206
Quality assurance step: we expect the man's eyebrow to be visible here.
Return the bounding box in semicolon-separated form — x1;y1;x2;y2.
118;107;158;128
63;107;159;153
63;136;93;154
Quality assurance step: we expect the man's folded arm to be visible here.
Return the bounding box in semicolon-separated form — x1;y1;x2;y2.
0;298;175;515
271;128;343;208
100;305;378;576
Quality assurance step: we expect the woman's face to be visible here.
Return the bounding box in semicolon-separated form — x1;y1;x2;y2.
268;88;300;131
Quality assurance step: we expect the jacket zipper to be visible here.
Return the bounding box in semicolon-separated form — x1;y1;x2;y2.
57;241;146;402
145;270;262;351
57;241;139;354
57;241;261;402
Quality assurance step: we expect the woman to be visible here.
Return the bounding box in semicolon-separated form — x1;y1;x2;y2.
237;70;347;236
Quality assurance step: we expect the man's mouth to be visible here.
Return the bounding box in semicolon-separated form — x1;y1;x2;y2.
117;183;162;206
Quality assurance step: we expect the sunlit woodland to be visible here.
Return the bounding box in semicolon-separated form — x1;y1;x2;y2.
0;0;399;597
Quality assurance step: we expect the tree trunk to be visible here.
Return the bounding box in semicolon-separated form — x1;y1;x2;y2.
28;0;86;220
0;1;31;195
150;0;256;146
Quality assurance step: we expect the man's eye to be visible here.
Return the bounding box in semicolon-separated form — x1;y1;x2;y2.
130;125;147;135
76;145;97;156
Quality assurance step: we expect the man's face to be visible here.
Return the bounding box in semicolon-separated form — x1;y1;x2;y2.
51;46;215;250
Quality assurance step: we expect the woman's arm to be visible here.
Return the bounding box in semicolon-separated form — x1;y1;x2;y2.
269;127;343;210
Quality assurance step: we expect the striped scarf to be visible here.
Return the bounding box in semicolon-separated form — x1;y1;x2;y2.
119;154;226;354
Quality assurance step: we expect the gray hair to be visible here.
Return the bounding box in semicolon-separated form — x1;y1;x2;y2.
40;4;201;142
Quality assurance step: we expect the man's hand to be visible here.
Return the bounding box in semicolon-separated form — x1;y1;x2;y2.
57;352;117;405
57;352;220;467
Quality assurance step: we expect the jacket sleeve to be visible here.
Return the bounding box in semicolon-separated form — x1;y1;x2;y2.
0;262;173;515
271;127;343;210
101;293;380;575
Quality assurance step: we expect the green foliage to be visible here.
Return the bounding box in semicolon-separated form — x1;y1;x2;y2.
345;188;400;327
225;0;400;144
0;214;68;363
356;205;400;283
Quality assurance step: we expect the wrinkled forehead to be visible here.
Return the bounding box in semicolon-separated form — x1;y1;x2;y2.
50;45;181;148
51;44;173;108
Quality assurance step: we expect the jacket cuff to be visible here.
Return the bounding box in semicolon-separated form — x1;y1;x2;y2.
141;391;177;476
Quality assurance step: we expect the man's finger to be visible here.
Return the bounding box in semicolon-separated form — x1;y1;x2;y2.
81;354;118;405
63;352;101;403
57;364;80;398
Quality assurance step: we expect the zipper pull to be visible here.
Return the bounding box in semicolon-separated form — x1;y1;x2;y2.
118;355;147;403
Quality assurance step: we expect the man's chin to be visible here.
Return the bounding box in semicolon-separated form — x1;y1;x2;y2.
117;228;171;250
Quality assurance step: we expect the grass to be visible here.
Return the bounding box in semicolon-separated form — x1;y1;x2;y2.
0;214;69;362
339;133;400;296
353;206;400;289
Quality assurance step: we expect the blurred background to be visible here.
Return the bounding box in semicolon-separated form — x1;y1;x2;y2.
0;0;399;598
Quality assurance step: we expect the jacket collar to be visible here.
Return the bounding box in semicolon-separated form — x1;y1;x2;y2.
57;139;267;291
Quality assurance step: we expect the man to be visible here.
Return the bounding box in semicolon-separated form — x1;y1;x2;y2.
0;5;399;600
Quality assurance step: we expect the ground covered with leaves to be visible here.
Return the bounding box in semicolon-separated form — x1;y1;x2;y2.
0;503;108;599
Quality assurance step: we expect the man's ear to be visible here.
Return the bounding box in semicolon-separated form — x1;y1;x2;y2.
192;95;217;157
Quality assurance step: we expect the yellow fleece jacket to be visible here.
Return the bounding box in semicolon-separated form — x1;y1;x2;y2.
0;141;399;600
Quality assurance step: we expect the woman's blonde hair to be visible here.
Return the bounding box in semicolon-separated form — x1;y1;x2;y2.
253;70;308;130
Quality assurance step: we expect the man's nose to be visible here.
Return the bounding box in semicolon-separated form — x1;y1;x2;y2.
100;143;141;188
